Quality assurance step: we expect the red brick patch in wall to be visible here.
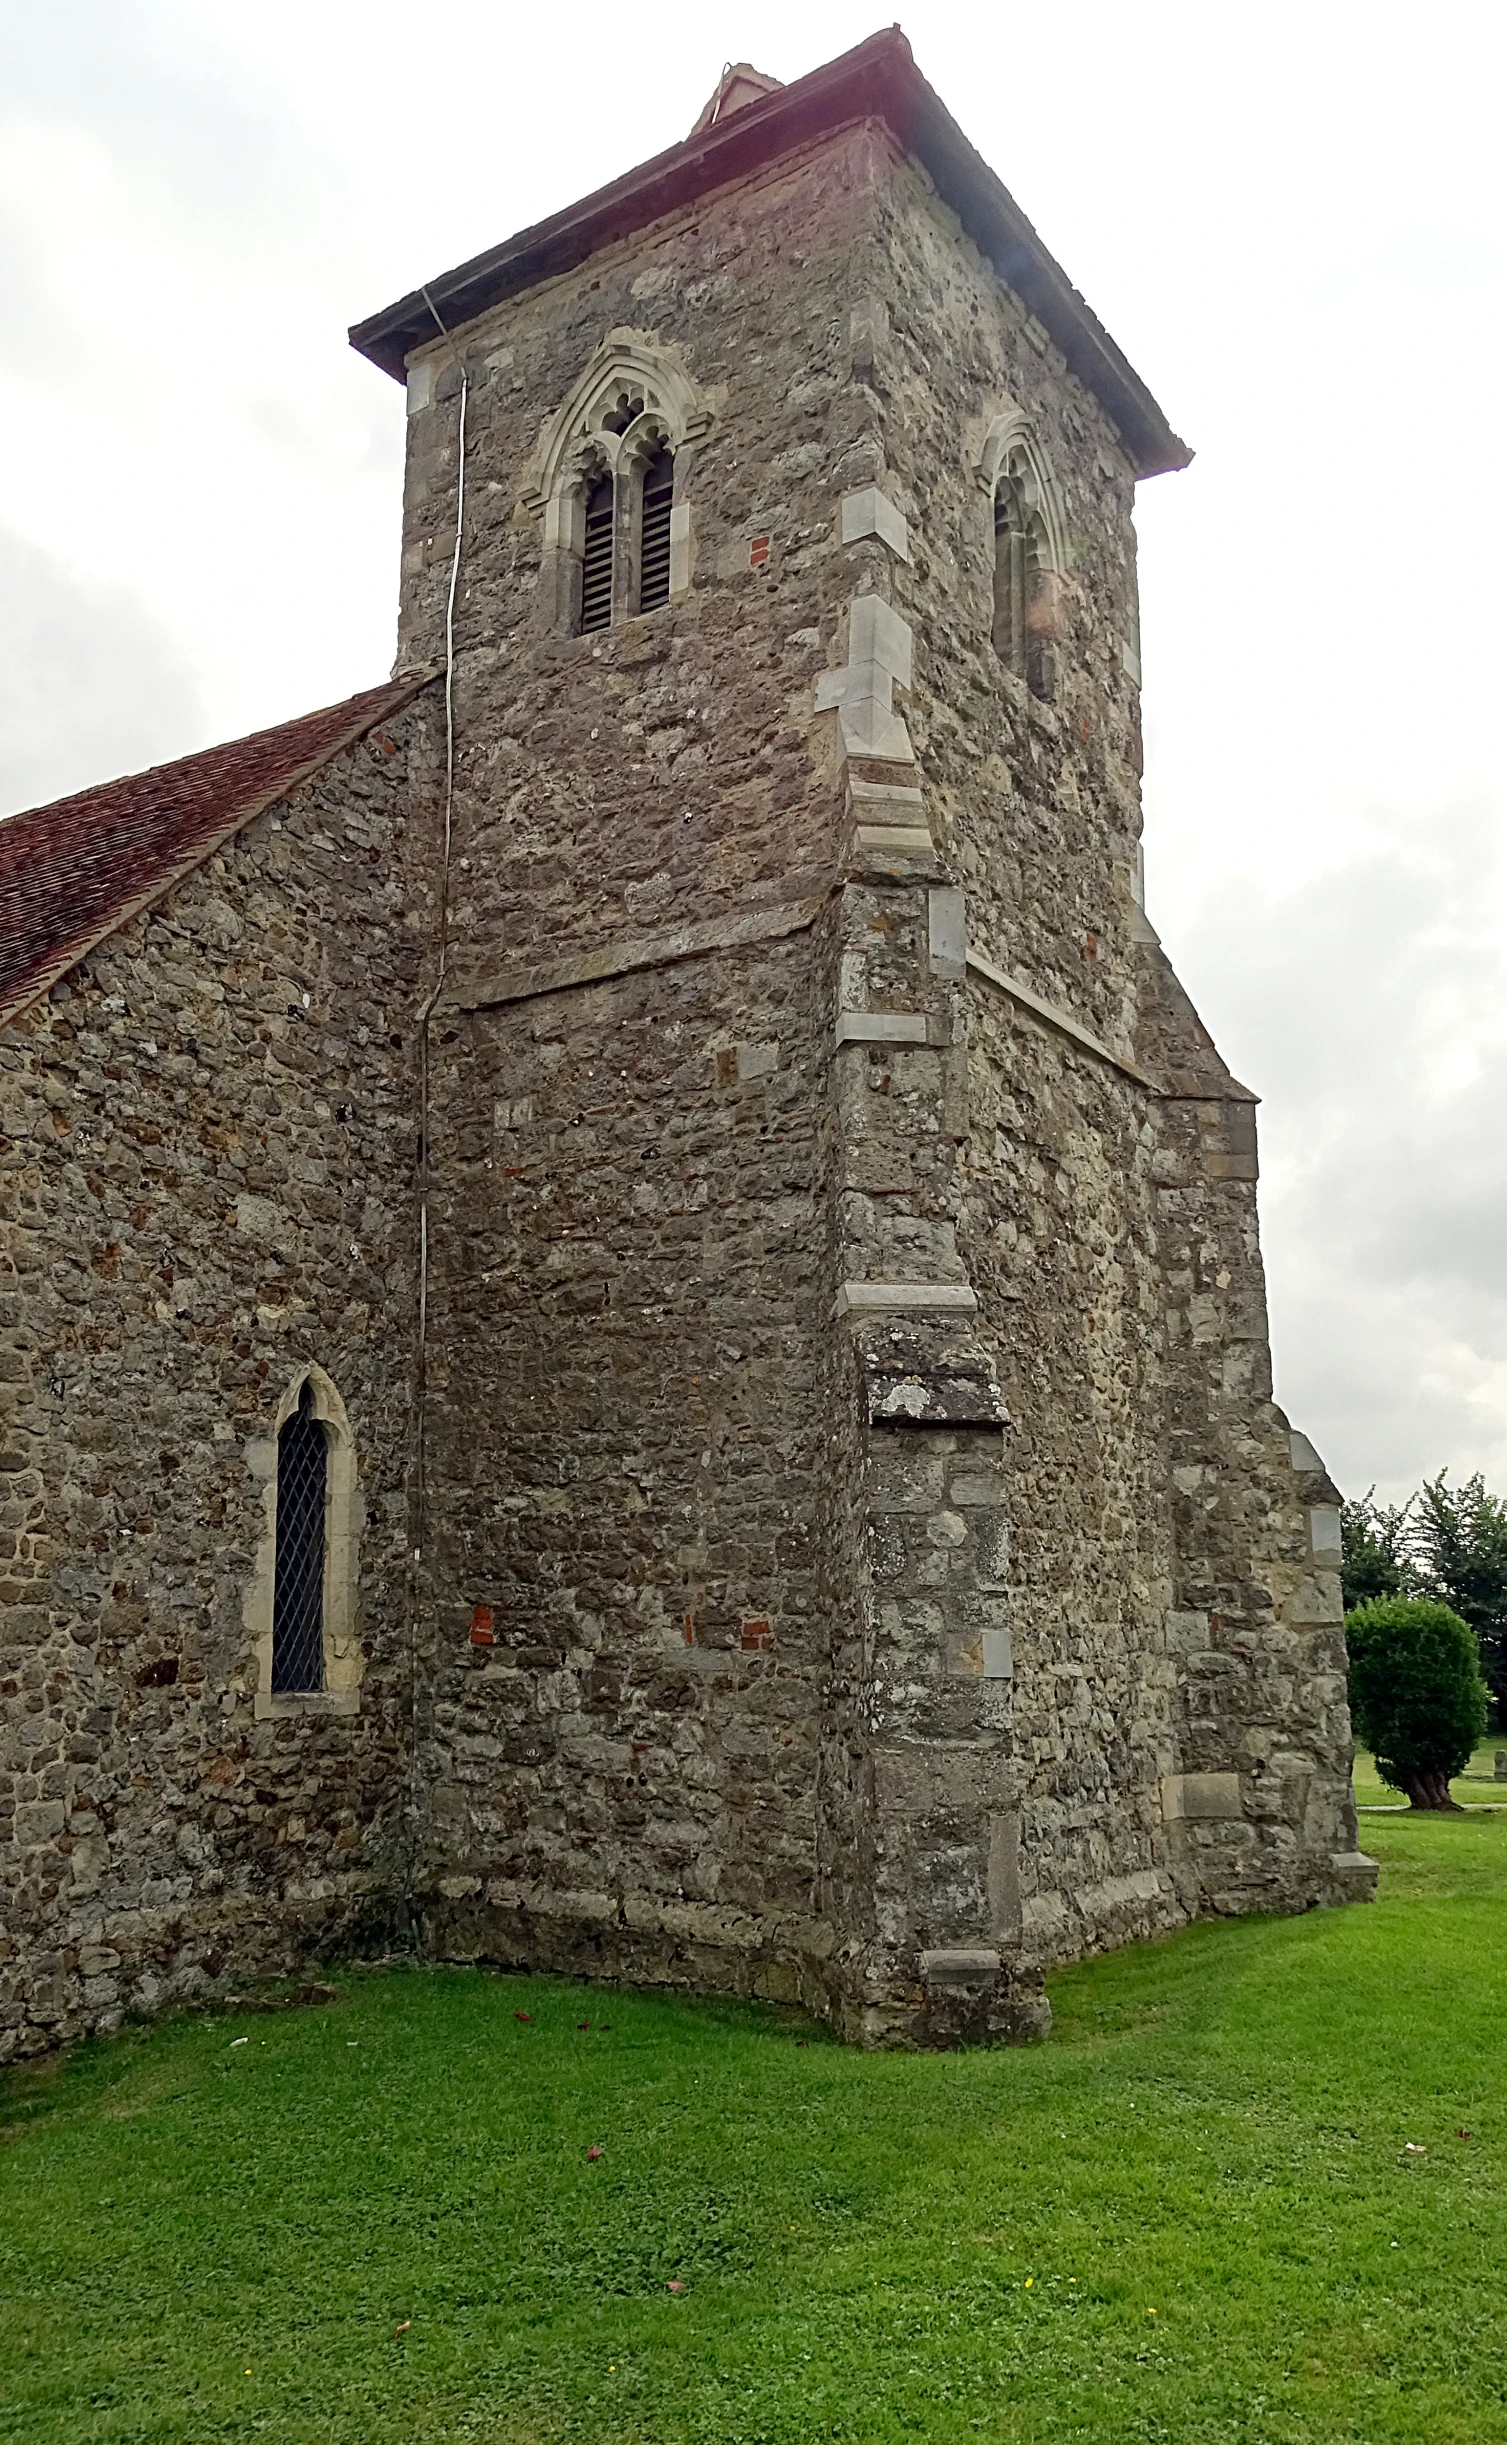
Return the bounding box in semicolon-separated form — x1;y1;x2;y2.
741;1619;774;1652
470;1605;495;1646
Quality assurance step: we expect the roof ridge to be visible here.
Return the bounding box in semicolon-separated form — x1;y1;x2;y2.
349;28;1188;478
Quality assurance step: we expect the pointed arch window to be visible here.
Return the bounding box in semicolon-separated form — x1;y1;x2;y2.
530;344;709;639
568;438;678;634
248;1368;365;1721
993;468;1053;699
271;1381;327;1693
979;419;1065;704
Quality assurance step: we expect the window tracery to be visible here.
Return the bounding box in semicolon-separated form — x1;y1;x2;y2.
524;336;711;634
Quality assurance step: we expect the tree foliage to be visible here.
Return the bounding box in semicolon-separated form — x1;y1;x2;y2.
1345;1595;1488;1808
1411;1472;1507;1721
1340;1492;1415;1612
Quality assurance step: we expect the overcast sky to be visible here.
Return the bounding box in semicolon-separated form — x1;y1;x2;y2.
3;0;1503;1505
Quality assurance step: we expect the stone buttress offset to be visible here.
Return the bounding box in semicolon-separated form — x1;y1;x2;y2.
811;475;1043;2042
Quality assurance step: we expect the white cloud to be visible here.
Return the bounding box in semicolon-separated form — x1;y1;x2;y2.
2;0;1504;1502
1163;797;1507;1500
0;526;204;815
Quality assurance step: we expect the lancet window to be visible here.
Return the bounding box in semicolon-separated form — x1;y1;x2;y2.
979;417;1066;705
579;473;616;634
993;464;1053;699
271;1380;328;1693
566;424;678;635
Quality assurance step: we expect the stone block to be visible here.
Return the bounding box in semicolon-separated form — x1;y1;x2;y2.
919;1948;1000;1985
927;886;966;981
851;826;935;865
1289;1572;1343;1626
837;1281;978;1318
840;487;910;560
848;594;913;687
839;702;914;764
816;657;894;713
847;776;925;819
873;1742;1010;1817
979;1629;1012;1679
836;479;905;557
948;1471;1005;1507
1162;1773;1243;1821
835;1011;928;1047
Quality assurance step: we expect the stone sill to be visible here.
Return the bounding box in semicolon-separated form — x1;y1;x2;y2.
254;1689;361;1721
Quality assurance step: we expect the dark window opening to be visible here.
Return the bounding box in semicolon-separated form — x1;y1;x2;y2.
580;474;615;634
638;445;675;613
600;388;645;436
271;1382;327;1693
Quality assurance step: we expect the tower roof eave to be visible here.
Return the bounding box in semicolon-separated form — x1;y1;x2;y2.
348;27;1191;481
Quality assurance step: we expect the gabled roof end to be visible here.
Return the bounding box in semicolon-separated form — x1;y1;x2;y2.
689;62;785;137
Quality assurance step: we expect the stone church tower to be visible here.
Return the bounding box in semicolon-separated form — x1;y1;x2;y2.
0;32;1373;2061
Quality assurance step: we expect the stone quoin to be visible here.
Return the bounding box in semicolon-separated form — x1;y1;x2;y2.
0;31;1375;2060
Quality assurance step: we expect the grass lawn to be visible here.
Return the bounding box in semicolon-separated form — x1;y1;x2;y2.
3;1817;1506;2444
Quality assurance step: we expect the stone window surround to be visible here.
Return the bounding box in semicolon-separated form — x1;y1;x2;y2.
522;332;713;634
974;410;1067;571
975;410;1069;691
245;1364;365;1721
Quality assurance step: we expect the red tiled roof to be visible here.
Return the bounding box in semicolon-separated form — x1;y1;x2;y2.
0;673;433;1032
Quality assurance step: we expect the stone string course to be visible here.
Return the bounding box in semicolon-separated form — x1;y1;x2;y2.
0;112;1371;2060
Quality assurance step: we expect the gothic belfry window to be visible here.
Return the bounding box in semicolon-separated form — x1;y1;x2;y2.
271;1381;327;1693
993;468;1052;698
535;345;708;637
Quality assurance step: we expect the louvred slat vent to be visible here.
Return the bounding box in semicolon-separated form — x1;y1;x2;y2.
638;447;675;612
580;475;614;633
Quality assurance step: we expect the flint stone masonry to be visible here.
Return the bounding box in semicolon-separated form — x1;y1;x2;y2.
0;721;425;2058
1;32;1373;2060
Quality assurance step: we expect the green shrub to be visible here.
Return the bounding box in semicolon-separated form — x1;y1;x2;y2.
1346;1595;1488;1808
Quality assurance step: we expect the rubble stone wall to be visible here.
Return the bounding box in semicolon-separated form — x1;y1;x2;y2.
1139;946;1369;1917
0;714;428;2062
828;141;1368;1960
397;113;1370;2013
417;922;845;2005
398;132;894;1996
0;111;1370;2064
